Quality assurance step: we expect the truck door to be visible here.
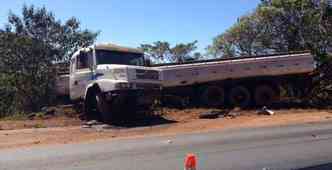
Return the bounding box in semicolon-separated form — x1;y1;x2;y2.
69;50;94;100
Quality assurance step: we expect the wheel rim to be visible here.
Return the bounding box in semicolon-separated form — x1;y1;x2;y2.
229;86;251;107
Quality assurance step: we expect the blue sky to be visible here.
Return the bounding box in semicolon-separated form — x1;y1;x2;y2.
0;0;260;52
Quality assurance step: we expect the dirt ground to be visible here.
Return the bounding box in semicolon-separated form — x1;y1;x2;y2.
1;107;332;150
0;105;81;130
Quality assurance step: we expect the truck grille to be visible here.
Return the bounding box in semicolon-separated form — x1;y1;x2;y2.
135;69;159;80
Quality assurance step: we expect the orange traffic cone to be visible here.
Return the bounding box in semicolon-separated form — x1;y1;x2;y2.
184;153;197;170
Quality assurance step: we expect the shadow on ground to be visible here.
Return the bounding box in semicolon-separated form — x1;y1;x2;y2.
108;112;177;128
269;100;314;110
297;163;332;170
160;95;319;110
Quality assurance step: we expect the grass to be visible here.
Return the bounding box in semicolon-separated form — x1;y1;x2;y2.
0;112;28;121
33;123;46;129
0;111;48;121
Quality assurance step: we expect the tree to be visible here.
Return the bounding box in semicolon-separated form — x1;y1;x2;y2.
0;5;99;116
0;32;55;115
140;41;199;63
192;52;202;61
171;41;198;63
261;0;332;61
208;0;332;62
207;32;236;58
6;5;99;61
208;12;273;58
140;41;171;63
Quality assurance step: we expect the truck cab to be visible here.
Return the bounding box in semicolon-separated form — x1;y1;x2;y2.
69;44;161;121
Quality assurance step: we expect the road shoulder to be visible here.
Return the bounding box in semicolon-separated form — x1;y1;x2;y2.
1;109;332;150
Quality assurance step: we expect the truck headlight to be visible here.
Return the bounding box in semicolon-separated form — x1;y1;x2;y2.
113;69;127;80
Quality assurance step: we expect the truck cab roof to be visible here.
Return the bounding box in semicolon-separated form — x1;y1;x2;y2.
94;43;143;54
71;43;144;60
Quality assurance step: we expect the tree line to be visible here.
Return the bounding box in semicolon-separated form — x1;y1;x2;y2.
140;41;202;64
207;0;332;63
141;0;332;64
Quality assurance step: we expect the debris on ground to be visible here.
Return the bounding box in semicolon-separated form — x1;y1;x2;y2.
27;113;36;120
94;124;114;132
225;108;241;119
81;125;91;128
84;120;103;126
81;120;100;128
81;120;114;131
199;110;225;119
41;106;56;116
199;108;244;119
97;124;113;129
257;106;275;116
33;123;46;129
27;105;73;120
34;140;41;144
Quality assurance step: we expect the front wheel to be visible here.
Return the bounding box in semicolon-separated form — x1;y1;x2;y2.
96;93;114;123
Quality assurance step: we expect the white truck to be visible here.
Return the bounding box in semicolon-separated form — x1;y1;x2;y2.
57;45;316;121
57;44;161;122
157;52;315;108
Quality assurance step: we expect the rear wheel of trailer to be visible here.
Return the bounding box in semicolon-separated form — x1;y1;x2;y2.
200;85;225;107
228;85;251;108
254;84;279;106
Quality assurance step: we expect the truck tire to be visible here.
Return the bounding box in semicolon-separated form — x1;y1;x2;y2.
200;86;225;107
254;85;278;106
229;86;251;108
84;90;100;121
95;93;114;123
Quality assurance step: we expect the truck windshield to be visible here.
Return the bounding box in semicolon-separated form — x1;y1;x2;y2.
96;50;145;66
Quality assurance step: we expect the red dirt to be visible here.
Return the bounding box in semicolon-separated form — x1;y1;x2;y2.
1;108;332;150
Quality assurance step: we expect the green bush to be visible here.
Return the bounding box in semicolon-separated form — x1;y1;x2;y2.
0;33;56;116
0;5;98;118
0;74;17;117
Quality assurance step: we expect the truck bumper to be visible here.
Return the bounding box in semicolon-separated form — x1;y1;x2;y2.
103;89;161;108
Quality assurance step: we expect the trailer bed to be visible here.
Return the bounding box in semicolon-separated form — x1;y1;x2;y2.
157;53;315;87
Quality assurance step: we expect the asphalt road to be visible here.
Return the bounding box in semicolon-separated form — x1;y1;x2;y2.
2;122;332;170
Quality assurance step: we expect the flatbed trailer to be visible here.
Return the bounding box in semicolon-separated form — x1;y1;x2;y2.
155;52;315;107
